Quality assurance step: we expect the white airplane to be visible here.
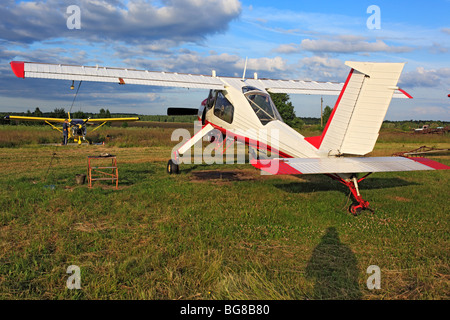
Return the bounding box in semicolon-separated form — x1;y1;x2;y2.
10;60;449;214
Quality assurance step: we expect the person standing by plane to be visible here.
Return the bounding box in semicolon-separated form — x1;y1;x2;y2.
62;119;69;145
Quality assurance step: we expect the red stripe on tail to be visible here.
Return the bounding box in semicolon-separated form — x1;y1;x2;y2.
305;69;354;149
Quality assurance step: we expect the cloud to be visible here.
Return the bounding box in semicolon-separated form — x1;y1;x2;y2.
400;67;450;88
297;56;347;82
299;38;413;54
411;106;449;116
272;43;301;54
122;52;288;78
0;0;242;44
441;28;450;35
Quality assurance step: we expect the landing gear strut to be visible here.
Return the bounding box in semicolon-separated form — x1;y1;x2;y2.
327;173;374;216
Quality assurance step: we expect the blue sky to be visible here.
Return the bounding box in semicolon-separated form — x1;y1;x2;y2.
0;0;449;120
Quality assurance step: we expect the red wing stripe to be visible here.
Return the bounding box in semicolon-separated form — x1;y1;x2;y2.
10;61;25;78
251;159;302;175
409;157;450;170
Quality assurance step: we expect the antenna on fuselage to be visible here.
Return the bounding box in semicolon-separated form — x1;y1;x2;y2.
242;57;248;81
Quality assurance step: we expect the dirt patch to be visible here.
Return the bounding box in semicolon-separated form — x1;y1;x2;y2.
190;169;260;183
387;195;412;202
190;169;306;184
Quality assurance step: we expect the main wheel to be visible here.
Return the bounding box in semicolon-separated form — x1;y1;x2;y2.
167;159;180;174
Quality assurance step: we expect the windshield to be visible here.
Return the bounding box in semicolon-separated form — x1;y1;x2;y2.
244;90;283;125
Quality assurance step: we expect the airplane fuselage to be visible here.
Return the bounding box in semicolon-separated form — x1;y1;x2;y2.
198;79;319;160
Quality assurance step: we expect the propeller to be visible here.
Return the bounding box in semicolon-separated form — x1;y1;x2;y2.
167;107;198;116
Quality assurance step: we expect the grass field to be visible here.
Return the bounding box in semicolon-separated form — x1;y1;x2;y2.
0;124;449;300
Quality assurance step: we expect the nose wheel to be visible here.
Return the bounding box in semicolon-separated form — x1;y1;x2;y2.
167;159;180;174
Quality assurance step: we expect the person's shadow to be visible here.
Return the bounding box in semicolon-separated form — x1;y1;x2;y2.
306;227;362;299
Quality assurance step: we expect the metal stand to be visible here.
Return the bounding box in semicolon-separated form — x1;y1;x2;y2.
87;155;118;189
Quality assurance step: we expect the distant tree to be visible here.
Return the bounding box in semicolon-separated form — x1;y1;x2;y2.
33;107;43;117
73;111;87;119
98;108;111;118
98;108;112;126
322;106;333;126
269;93;304;129
52;107;66;118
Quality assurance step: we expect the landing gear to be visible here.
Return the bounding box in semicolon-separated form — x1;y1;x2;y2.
167;159;180;174
327;173;374;216
349;203;366;216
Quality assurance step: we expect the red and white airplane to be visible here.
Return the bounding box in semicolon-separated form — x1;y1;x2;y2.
10;60;450;214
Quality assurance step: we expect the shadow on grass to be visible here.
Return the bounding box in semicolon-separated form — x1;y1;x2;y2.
274;175;419;196
306;227;362;300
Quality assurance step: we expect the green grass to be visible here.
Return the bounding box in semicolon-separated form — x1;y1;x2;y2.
0;126;449;300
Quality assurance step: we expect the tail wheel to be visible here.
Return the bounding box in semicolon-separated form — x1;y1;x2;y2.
349;204;363;216
167;159;180;174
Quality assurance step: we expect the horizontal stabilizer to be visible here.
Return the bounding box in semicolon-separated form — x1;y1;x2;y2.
251;156;450;175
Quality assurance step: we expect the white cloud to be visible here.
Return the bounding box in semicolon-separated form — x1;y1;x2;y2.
411;106;449;116
400;67;450;88
299;38;413;54
297;56;347;82
441;28;450;35
0;0;242;44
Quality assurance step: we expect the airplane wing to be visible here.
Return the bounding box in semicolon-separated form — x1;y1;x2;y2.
10;61;412;98
10;61;225;90
251;78;411;99
4;115;66;122
85;117;140;123
251;156;450;175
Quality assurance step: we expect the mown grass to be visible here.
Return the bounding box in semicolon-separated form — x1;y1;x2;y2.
0;125;449;300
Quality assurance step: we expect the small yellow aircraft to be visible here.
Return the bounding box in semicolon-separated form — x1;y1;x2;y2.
4;112;140;144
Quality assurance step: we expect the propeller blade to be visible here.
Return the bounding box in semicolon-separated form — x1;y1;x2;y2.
167;107;198;116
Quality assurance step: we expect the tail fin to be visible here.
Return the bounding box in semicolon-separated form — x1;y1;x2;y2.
307;61;408;156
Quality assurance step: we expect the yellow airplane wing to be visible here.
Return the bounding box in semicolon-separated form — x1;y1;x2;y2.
86;117;140;123
4;115;67;122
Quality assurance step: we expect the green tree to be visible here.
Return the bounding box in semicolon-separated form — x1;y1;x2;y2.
269;93;304;129
52;107;66;118
73;111;87;119
33;107;43;117
322;106;332;126
98;108;112;126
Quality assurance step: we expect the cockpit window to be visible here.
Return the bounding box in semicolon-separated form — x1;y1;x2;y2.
213;91;234;124
244;90;283;125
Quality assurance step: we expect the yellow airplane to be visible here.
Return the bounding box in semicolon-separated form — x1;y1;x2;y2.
4;112;140;145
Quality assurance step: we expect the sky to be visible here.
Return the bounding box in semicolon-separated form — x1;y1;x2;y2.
0;0;449;120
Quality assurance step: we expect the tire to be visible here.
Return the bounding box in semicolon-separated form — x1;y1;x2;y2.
167;159;180;174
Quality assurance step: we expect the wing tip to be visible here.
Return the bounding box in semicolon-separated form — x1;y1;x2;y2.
10;61;25;78
409;157;450;170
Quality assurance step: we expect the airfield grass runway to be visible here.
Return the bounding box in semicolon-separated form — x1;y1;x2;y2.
0;124;449;300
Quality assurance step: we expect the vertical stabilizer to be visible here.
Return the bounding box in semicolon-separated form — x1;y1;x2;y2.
316;61;405;156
